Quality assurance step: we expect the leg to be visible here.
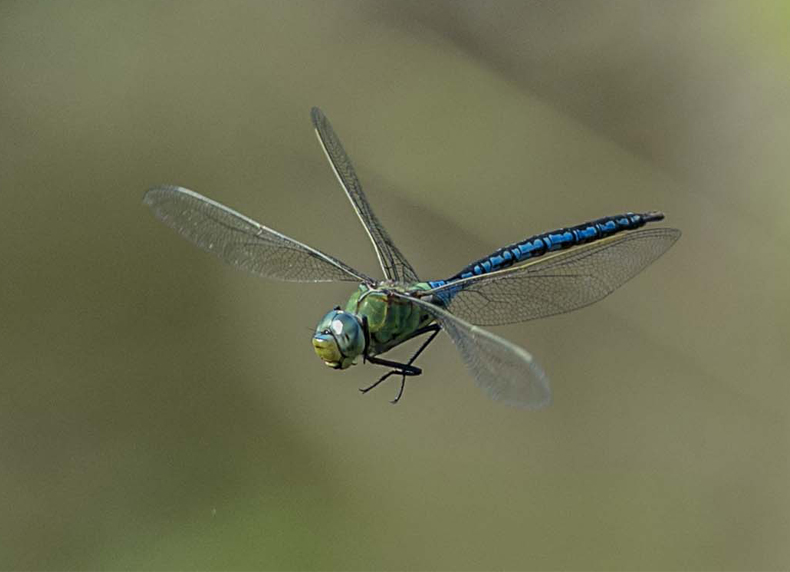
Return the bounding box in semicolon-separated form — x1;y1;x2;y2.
360;324;441;403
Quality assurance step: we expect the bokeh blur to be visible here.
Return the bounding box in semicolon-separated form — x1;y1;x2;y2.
2;1;789;569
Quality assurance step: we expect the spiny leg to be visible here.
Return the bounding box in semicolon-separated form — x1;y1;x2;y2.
361;324;441;403
358;369;400;395
359;367;420;401
390;325;442;404
362;324;440;390
359;356;421;395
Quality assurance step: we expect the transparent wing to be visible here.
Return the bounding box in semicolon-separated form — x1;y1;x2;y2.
144;185;373;283
396;293;551;408
311;107;419;284
426;228;681;326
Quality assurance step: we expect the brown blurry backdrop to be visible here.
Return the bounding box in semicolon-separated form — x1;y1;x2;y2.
2;1;789;569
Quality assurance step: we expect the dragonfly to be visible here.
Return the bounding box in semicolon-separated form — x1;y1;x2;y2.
144;107;680;408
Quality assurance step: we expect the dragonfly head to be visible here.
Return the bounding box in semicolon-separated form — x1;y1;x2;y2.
312;309;365;370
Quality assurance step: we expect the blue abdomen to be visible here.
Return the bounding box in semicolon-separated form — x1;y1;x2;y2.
428;211;664;292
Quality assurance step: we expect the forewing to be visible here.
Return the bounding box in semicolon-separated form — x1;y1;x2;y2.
144;185;372;283
427;228;680;326
399;294;551;408
311;107;419;283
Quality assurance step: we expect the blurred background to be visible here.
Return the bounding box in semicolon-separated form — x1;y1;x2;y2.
2;1;789;569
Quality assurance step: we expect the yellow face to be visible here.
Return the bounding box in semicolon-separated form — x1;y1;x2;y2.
312;310;365;370
312;335;344;367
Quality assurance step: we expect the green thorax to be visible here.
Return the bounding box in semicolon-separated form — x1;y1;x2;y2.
344;282;435;356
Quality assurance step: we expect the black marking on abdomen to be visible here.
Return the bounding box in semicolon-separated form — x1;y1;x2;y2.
427;211;664;289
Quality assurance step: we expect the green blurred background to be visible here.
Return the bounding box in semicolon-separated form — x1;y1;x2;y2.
2;1;789;569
